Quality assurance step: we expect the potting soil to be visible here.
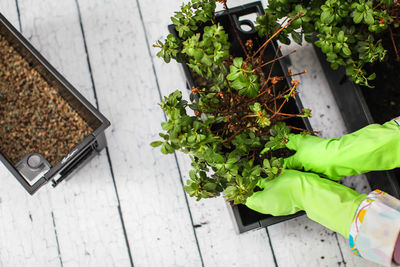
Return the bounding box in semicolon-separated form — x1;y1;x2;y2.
0;34;93;166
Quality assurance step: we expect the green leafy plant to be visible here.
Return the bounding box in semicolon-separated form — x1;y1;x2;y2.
152;0;312;204
257;0;400;87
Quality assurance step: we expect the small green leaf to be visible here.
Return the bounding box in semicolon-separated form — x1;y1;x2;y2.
226;69;240;81
200;113;208;122
161;142;174;154
342;46;351;56
209;152;224;164
353;11;363;24
189;170;196;180
159;133;169;140
263;159;271;169
321;10;334;24
233;57;243;68
337;31;345;43
250;102;262;112
203;183;217;191
188;134;196;143
367;73;376;80
364;12;374;25
150;141;163;147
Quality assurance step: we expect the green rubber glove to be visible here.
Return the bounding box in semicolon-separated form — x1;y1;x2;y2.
284;120;400;180
245;169;367;238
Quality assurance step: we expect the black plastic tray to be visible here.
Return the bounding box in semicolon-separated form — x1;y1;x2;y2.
0;13;111;194
169;1;312;233
314;46;400;198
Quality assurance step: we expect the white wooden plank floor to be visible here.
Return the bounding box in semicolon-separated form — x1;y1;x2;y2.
0;0;381;266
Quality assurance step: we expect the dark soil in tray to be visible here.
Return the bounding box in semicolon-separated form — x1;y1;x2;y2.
361;27;400;124
0;34;93;166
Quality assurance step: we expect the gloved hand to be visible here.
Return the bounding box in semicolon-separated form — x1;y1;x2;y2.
245;169;367;238
283;120;400;180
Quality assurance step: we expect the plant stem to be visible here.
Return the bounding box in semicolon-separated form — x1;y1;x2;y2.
389;25;400;62
255;46;281;98
273;85;277;113
275;112;299;117
286;85;296;102
266;87;292;104
223;2;249;58
373;2;383;10
288;125;321;134
257;17;289;61
223;126;250;144
225;78;234;105
257;49;297;69
270;100;287;120
242;114;257;119
253;12;304;58
253;84;272;99
264;104;275;113
287;125;308;131
289;70;307;77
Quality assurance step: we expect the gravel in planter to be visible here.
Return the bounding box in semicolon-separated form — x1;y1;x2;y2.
0;34;93;166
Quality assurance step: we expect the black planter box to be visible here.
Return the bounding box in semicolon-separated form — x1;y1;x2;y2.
0;13;110;195
314;46;400;198
169;1;311;233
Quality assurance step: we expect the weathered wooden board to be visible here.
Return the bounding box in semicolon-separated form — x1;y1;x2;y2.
0;0;19;29
75;0;204;265
137;0;277;265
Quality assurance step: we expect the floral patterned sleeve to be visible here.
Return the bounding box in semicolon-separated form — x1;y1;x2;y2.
349;189;400;266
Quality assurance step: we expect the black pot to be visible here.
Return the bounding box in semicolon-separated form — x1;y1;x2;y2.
314;46;400;198
169;1;312;233
0;13;111;195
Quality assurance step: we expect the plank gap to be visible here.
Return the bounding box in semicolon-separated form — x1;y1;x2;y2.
14;0;22;32
334;232;347;267
105;147;135;267
74;1;135;265
134;0;205;265
266;227;279;267
51;211;64;267
73;0;99;109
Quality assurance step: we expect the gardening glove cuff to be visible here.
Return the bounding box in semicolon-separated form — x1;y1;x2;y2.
245;169;366;238
349;190;400;267
283;119;400;180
